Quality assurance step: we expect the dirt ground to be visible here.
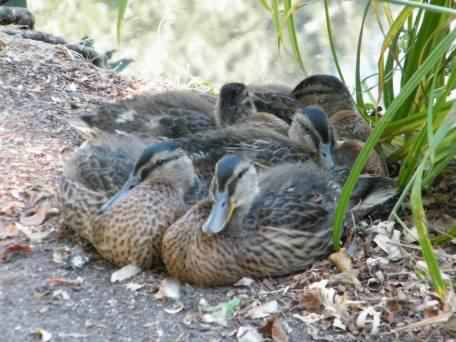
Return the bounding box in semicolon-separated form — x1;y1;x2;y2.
1;26;455;342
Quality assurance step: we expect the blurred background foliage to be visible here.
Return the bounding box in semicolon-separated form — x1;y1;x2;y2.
28;0;385;90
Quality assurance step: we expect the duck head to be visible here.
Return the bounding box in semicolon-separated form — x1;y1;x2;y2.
289;106;336;168
202;154;258;234
215;83;257;127
98;141;196;213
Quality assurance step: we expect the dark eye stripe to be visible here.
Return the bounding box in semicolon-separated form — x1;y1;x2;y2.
140;156;180;180
227;167;248;195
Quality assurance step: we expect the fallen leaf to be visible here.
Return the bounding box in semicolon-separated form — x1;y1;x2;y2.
33;329;52;342
308;280;349;325
333;317;347;331
298;288;322;313
0;221;18;239
237;326;263;342
164;302;184;314
259;317;289;342
0;243;32;262
356;306;381;335
373;233;402;261
234;277;255;287
329;248;352;273
20;207;59;226
47;277;83;287
126;282;144;292
0;200;24;216
52;289;70;301
15;223;51;242
154;278;181;301
247;300;280;319
403;226;419;243
110;264;142;283
200;297;241;326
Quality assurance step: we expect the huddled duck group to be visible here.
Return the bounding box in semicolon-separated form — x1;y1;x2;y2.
59;74;392;287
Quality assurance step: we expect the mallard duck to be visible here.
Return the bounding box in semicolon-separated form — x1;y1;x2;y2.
58;134;149;240
291;74;372;142
215;82;290;135
333;139;387;177
59;141;200;268
291;74;355;116
75;84;293;140
249;85;302;124
161;155;339;287
75;89;217;140
289;106;387;176
329;109;371;142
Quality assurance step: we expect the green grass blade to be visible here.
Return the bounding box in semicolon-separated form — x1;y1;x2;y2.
258;0;271;11
411;164;446;298
284;0;306;72
382;0;456;16
116;0;128;44
323;0;345;83
271;0;283;49
332;28;456;249
354;1;372;119
377;6;413;104
426;72;439;164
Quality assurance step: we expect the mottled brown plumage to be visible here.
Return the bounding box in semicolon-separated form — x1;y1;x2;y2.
72;90;217;140
334;140;387;176
329;109;371;142
291;74;355;116
162;156;338;287
59;142;199;268
215;82;291;135
289;107;387;176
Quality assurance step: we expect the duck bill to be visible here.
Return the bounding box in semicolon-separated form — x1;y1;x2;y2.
97;174;140;214
202;191;234;235
321;143;335;168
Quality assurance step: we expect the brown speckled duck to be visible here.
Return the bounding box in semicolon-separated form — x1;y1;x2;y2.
59;141;200;268
162;155;339;286
75;89;217;140
73;83;295;140
289;106;387;176
215;82;290;135
291;74;372;142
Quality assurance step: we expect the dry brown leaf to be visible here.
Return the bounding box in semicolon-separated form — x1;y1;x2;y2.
259;317;289;342
0;243;32;262
0;200;25;216
19;206;59;226
15;223;51;242
298;288;322;313
329;248;352;273
0;221;18;239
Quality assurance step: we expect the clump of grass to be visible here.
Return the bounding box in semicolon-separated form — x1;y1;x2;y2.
260;0;455;299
